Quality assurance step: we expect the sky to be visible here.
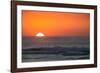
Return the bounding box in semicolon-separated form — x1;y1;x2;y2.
22;10;90;37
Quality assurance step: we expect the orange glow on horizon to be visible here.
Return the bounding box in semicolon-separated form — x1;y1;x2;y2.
22;10;90;37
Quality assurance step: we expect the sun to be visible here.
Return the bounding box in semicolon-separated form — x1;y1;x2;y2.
36;32;45;37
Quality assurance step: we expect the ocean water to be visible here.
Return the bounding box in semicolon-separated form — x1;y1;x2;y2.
22;36;90;62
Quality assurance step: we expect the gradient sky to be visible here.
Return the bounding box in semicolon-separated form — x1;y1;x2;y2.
22;10;90;37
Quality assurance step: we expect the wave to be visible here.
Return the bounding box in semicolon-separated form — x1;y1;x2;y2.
22;46;90;62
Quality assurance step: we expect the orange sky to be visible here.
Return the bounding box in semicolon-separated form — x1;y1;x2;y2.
22;10;90;37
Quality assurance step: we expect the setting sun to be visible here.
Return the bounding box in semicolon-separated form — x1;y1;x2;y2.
36;32;45;37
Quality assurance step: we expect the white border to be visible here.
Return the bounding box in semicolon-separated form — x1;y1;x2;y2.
17;5;94;68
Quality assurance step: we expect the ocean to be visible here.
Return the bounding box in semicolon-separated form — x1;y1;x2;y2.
22;36;90;62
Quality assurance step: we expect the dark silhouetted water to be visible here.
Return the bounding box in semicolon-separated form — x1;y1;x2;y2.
22;36;90;62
